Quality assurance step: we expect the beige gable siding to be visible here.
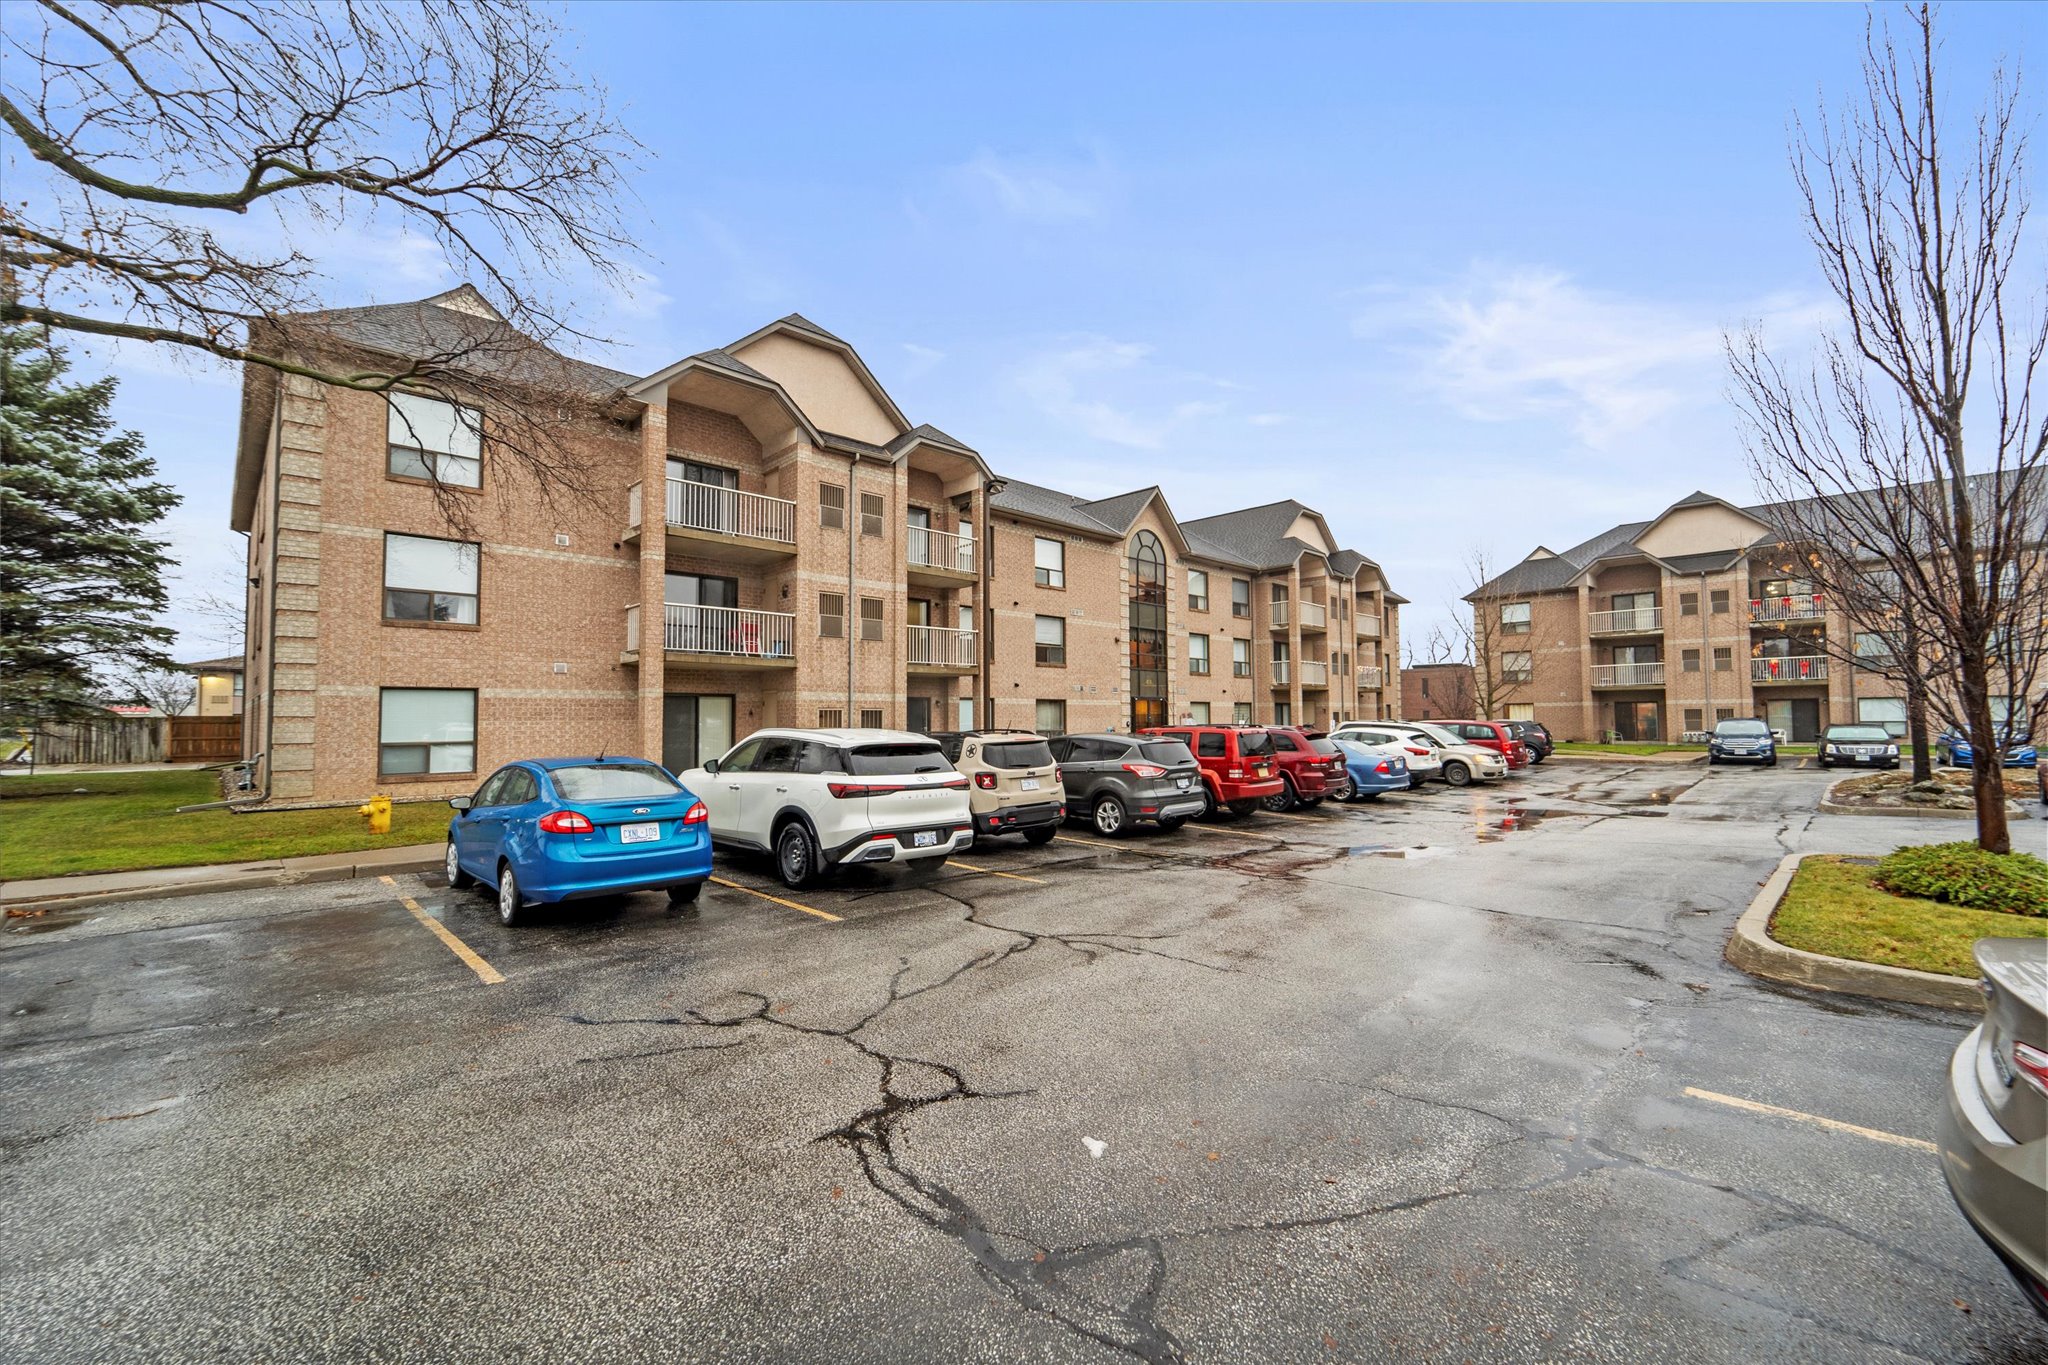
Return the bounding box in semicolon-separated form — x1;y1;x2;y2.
729;333;900;444
1634;504;1770;559
1283;512;1334;554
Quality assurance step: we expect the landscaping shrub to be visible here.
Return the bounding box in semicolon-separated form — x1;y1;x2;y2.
1875;842;2048;917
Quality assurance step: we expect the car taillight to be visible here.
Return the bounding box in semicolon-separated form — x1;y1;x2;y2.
2015;1041;2048;1096
1406;746;1428;755
830;781;898;798
1122;762;1167;778
682;802;708;824
1374;761;1391;774
1227;767;1244;779
538;810;595;834
974;772;997;790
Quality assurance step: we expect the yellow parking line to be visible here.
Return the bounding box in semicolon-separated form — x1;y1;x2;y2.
1682;1086;1935;1153
709;875;842;923
1058;835;1192;859
1261;809;1337;823
948;860;1047;884
1181;822;1269;839
379;875;504;985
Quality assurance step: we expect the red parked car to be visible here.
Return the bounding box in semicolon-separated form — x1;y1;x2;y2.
1140;724;1284;817
1261;726;1347;810
1441;720;1534;770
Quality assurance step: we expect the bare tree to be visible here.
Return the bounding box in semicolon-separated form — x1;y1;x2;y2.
1729;5;2046;854
126;665;195;717
1;0;642;519
1456;549;1529;720
1404;622;1462;669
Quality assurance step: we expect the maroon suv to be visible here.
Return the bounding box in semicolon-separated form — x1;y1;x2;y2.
1440;720;1533;770
1140;724;1284;817
1262;726;1347;810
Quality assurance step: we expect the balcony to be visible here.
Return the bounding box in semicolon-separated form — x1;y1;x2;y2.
623;603;796;667
1299;601;1327;631
1753;655;1829;685
1751;593;1825;623
1269;600;1291;629
1588;606;1663;636
907;624;978;674
1591;662;1665;688
628;477;798;564
1271;659;1292;685
1300;660;1329;689
1358;666;1384;690
1356;614;1382;639
906;524;976;587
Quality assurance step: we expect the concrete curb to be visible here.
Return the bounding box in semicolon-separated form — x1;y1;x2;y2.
1724;851;1983;1011
1548;752;1708;765
0;844;444;915
1816;776;2030;821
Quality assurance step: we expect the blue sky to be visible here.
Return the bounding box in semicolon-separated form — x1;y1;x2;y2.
55;2;2040;657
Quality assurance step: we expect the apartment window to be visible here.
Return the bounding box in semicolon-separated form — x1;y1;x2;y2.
1187;701;1211;724
1502;651;1533;682
383;533;479;625
1679;592;1699;617
1271;583;1288;604
818;708;845;728
1035;699;1066;734
1684;708;1704;733
1231;578;1251;618
1681;649;1701;673
1189;633;1211;675
1034;615;1066;666
1232;638;1251;677
1274;702;1292;725
378;688;475;777
819;592;845;639
1273;641;1291;664
386;392;481;488
859;492;885;537
1857;697;1908;737
1713;647;1732;672
1710;589;1730;614
1715;707;1735;723
819;483;845;530
1500;602;1532;634
859;597;884;642
1420;677;1430;697
860;708;884;729
1232;701;1253;725
1855;633;1897;667
1034;536;1065;589
1187;569;1209;612
1507;704;1535;722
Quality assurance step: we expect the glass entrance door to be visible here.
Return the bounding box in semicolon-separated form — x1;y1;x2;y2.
1765;698;1823;742
1613;701;1662;742
663;694;734;773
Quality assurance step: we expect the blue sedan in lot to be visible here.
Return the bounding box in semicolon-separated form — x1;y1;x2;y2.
1334;740;1410;801
1936;731;2038;768
446;757;713;925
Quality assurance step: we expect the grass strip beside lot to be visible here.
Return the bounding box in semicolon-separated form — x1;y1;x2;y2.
1770;855;2048;978
0;770;450;881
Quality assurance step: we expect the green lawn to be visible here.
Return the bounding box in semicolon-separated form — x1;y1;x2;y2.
1770;855;2048;978
0;770;450;881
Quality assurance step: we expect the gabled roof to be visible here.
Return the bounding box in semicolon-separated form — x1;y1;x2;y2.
179;654;245;673
1080;486;1165;534
1179;499;1321;570
722;314;910;433
988;478;1124;536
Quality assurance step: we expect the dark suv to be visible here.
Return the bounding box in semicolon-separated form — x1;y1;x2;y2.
1501;720;1553;764
1046;734;1205;836
1262;726;1347;810
1139;724;1284;817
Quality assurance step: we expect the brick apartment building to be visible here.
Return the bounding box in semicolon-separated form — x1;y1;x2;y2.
1400;663;1475;722
232;288;1403;803
1466;488;2028;744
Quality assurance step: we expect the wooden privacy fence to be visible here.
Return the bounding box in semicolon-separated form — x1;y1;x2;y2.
28;716;167;766
169;716;242;763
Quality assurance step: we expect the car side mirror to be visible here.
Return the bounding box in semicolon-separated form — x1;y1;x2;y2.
702;758;720;776
449;796;472;811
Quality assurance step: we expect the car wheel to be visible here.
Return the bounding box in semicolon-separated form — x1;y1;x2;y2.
496;863;526;927
1329;771;1355;801
1023;826;1057;846
774;821;824;890
1157;815;1188;832
1443;761;1471;788
667;881;702;906
1767;755;1778;767
1092;795;1127;837
1200;786;1220;820
1264;776;1298;812
445;841;471;890
1226;799;1261;817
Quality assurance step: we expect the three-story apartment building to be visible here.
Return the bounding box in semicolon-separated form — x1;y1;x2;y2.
231;288;1402;803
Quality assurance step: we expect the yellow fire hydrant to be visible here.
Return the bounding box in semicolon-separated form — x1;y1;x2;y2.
356;793;392;835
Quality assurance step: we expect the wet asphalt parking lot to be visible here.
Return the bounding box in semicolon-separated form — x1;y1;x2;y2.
4;760;2046;1364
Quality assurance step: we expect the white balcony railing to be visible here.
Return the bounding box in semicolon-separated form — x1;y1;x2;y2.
629;477;797;544
1358;666;1384;690
1271;659;1292;685
626;603;795;659
1591;662;1665;687
1588;606;1663;634
907;624;978;667
1753;655;1829;683
1356;614;1381;639
1751;593;1825;623
1300;660;1329;687
1269;600;1291;629
1299;601;1327;630
907;524;975;574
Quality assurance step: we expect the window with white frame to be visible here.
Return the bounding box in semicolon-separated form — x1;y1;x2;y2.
1188;633;1210;675
819;592;845;639
383;534;479;624
1856;697;1908;737
1035;699;1066;734
1503;650;1533;681
1231;701;1252;724
1500;602;1531;634
1187;569;1209;611
1507;704;1535;721
379;688;476;776
1034;615;1065;666
1233;638;1251;677
1034;537;1065;589
387;392;482;488
1189;701;1211;723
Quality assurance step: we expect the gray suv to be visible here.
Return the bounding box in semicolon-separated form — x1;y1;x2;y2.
1046;733;1205;837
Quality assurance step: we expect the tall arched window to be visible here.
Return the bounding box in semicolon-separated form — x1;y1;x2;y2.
1129;531;1168;730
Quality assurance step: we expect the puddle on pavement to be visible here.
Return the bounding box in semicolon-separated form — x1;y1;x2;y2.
6;912;87;936
1345;844;1441;859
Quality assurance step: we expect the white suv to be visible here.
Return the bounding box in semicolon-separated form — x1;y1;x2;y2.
680;729;972;888
1332;721;1506;787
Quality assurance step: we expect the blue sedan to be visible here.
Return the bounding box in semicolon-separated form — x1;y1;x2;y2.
446;757;713;925
1335;740;1410;801
1936;731;2038;768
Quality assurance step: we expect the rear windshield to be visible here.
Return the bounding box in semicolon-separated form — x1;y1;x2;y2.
1412;723;1460;747
1138;741;1194;765
1825;726;1893;743
551;764;680;800
983;740;1054;770
848;743;951;776
1238;731;1275;757
1307;738;1341;757
1716;720;1771;737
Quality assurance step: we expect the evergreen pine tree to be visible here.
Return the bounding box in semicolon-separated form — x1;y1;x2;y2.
0;323;180;725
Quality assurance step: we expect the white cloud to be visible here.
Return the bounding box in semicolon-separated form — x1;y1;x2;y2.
597;265;673;322
899;342;946;378
1248;412;1292;427
955;147;1113;223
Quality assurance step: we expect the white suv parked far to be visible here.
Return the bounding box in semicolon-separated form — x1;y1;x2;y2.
681;729;972;889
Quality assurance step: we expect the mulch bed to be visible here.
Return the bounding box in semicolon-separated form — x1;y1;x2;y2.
1828;768;2037;812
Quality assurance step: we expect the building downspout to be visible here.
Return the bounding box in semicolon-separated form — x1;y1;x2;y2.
1699;569;1712;733
846;459;856;722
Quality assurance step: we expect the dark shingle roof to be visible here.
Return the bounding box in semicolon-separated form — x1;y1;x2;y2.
988;478;1123;535
1661;550;1745;575
894;423;978;456
775;313;848;347
1179;500;1316;569
179;654;244;672
1080;487;1164;534
286;289;636;395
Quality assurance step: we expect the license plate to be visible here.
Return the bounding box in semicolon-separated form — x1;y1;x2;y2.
912;830;939;848
1176;776;1191;790
1020;778;1041;791
620;822;660;844
1257;766;1271;778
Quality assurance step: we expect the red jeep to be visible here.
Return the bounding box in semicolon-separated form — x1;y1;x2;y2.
1441;720;1533;770
1261;726;1347;810
1140;725;1284;817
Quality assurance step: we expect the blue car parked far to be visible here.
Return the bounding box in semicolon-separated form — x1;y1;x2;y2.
1334;740;1410;801
1935;731;2038;768
1708;718;1777;766
446;757;713;925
